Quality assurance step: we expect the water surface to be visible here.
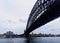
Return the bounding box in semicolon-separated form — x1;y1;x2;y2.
0;37;60;43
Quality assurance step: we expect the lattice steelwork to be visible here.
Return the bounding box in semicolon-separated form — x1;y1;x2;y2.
26;0;55;29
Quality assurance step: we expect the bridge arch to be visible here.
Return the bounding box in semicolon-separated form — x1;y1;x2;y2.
24;0;60;37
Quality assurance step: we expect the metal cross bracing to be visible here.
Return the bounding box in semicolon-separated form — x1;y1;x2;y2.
26;0;55;29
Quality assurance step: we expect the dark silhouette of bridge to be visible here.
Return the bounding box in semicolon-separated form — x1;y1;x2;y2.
24;0;60;37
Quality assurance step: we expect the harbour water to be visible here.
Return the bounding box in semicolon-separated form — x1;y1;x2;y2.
0;37;60;43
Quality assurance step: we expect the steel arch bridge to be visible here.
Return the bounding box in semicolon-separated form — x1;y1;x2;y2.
24;0;60;37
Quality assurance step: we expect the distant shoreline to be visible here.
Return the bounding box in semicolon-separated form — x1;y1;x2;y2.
0;36;60;38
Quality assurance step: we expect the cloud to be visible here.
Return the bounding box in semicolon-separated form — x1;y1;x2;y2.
0;0;60;34
0;0;36;34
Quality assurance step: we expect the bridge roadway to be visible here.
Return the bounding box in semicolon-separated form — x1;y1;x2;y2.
24;0;60;37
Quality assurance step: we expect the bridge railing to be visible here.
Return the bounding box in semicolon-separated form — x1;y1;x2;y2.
26;0;55;29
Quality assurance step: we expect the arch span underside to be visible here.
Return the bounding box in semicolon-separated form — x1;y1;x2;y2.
24;0;60;37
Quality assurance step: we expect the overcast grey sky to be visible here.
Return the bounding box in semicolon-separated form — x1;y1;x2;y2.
0;0;60;34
